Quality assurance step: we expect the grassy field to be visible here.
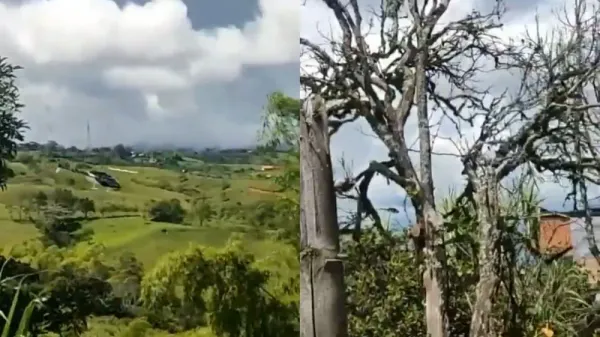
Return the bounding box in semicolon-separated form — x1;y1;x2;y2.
0;156;286;258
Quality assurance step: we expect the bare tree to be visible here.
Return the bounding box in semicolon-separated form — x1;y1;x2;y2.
302;0;600;335
453;1;600;335
301;0;505;335
300;95;348;337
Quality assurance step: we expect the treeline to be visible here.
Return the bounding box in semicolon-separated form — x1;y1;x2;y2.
5;187;138;222
16;141;285;166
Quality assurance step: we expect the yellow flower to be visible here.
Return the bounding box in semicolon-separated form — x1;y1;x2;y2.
541;323;554;337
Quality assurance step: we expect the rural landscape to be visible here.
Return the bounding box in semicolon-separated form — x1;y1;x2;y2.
0;54;300;335
6;0;600;335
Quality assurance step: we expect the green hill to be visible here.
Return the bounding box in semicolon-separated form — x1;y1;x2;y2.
1;154;286;260
0;152;297;337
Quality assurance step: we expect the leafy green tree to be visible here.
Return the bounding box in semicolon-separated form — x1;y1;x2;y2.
31;209;86;247
77;197;95;218
0;57;27;190
15;153;34;164
27;191;49;219
0;253;128;337
33;191;48;207
259;92;300;249
110;252;144;308
0;256;41;337
51;188;78;210
344;230;425;337
37;267;129;335
15;190;36;221
140;242;298;336
113;143;130;159
44;140;58;157
147;199;186;224
191;196;215;226
260;91;300;150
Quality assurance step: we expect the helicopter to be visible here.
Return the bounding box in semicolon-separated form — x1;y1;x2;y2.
55;164;121;190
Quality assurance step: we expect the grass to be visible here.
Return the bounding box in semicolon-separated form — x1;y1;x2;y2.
0;206;38;249
0;157;287;265
81;217;236;267
5;159;281;211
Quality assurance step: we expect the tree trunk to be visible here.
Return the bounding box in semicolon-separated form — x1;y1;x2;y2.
415;42;449;337
299;95;348;337
422;205;449;337
469;176;501;337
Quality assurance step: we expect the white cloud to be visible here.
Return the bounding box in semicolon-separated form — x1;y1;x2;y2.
103;66;189;91
0;0;298;71
143;93;166;118
0;0;299;146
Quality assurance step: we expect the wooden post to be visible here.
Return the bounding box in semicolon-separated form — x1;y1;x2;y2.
299;95;348;337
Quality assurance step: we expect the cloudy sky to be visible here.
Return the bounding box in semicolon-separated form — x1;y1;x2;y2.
302;0;598;219
2;0;594;220
0;0;298;148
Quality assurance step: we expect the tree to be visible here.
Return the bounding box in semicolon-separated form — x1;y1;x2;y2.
301;0;499;332
110;252;144;308
261;91;337;336
260;91;300;150
51;188;78;211
15;190;36;221
113;143;130;159
301;0;600;335
33;191;48;217
77;197;95;218
147;199;186;224
140;243;298;336
44;140;58;156
447;3;600;335
191;196;215;226
31;208;87;247
15;152;34;164
0;250;128;337
0;57;27;190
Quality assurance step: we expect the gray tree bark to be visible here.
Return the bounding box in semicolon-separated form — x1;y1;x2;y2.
469;174;501;337
299;95;348;337
415;38;449;337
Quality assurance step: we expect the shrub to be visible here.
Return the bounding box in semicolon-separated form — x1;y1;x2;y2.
147;199;186;224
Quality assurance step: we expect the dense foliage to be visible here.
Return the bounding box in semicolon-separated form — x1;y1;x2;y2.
342;188;596;337
148;199;186;224
0;250;129;336
140;242;298;336
0;57;27;189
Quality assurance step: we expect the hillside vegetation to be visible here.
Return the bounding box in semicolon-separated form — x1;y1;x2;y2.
0;148;299;337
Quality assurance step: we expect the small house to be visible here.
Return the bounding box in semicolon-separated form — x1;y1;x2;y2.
539;208;600;284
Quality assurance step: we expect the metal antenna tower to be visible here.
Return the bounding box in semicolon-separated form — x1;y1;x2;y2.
86;120;91;150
